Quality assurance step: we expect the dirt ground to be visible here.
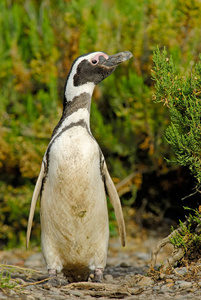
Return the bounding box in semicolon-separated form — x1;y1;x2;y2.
1;212;201;299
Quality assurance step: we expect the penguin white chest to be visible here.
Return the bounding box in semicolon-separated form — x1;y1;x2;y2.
40;126;109;276
48;126;102;197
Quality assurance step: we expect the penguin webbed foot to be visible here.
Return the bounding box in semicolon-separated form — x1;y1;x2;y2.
43;269;62;289
94;268;103;283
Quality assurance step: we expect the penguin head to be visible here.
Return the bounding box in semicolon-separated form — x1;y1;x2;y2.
72;51;133;86
64;51;132;102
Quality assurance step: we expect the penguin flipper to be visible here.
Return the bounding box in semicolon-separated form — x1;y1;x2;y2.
26;162;45;249
104;164;126;247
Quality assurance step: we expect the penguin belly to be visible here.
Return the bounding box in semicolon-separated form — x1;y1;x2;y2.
40;126;109;282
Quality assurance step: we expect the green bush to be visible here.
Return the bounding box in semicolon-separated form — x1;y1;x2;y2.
152;48;201;186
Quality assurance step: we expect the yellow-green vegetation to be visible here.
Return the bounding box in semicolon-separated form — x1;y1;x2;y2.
0;264;45;291
1;0;201;247
170;207;201;260
0;269;16;289
152;48;201;186
151;48;201;269
150;206;201;271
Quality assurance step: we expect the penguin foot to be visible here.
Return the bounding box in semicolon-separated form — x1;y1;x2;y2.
48;268;57;277
43;269;61;289
94;268;103;282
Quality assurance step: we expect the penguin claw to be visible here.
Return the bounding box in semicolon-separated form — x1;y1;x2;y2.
94;268;103;282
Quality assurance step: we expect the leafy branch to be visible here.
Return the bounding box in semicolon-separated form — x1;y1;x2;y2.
152;48;201;186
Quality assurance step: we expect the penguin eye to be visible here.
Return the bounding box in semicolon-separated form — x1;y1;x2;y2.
91;59;98;65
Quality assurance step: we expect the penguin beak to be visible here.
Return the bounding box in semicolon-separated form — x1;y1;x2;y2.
100;51;133;68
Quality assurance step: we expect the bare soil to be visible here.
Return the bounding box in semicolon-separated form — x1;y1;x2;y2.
1;213;201;299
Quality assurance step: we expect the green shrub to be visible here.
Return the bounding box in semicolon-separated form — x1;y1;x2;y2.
152;48;201;186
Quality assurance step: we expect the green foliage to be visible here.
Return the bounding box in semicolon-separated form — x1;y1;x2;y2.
0;181;40;248
1;0;201;247
170;207;201;255
0;269;16;289
152;48;201;262
152;48;201;185
0;264;40;290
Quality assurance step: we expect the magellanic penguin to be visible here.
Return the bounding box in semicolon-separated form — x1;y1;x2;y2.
26;51;133;283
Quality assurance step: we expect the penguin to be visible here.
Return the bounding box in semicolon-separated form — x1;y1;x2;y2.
26;51;133;283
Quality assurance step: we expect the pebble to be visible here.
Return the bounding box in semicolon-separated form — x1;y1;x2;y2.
166;278;174;283
161;284;175;293
197;281;201;287
26;296;36;300
0;292;7;299
138;276;154;286
178;281;192;289
15;277;27;285
1;238;201;299
68;290;84;297
175;267;188;276
159;273;166;279
120;261;130;267
104;274;114;282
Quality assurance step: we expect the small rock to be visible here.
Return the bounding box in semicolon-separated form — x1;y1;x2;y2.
152;285;160;291
26;296;36;300
43;283;51;290
178;281;192;289
197;281;201;287
69;290;84;297
16;277;27;285
159;273;166;279
175;267;187;276
174;295;191;300
104;274;114;281
24;286;35;291
154;263;162;270
49;287;63;295
160;285;168;293
138;276;154;286
175;280;183;284
166;278;174;283
0;292;7;299
7;289;16;297
120;262;130;267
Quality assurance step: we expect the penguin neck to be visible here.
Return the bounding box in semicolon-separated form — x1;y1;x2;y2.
62;92;93;130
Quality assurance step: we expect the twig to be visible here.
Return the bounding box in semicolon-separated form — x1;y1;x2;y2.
151;225;185;269
181;185;201;200
115;168;155;197
0;264;42;274
15;277;52;288
163;248;184;271
166;256;184;276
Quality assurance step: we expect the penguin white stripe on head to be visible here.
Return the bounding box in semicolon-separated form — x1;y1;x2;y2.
64;52;109;103
26;50;133;283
